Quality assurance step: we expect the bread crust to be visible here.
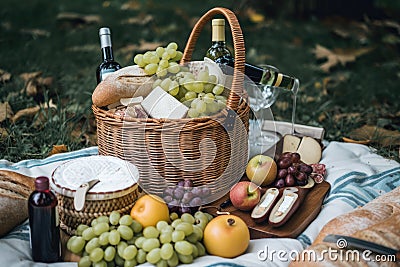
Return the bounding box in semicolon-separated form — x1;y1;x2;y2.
290;187;400;266
92;65;153;107
0;171;35;237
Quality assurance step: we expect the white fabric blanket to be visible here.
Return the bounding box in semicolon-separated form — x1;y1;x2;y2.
1;141;399;267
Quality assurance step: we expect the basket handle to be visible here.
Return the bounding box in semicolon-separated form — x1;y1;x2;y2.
181;7;245;112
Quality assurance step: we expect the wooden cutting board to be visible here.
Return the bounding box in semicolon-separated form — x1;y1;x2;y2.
202;181;330;239
203;134;330;239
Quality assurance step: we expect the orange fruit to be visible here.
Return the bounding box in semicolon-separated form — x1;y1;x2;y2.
130;194;170;227
203;215;250;258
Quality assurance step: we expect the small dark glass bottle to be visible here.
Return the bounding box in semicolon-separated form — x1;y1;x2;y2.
28;176;61;263
96;27;121;84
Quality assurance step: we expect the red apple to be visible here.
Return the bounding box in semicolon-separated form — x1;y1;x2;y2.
229;181;261;211
246;155;277;186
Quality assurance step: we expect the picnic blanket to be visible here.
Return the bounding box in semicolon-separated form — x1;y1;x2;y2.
0;141;399;267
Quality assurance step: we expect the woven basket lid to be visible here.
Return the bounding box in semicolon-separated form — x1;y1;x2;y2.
51;155;139;200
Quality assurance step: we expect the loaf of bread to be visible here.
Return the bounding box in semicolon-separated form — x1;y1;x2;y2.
290;186;400;266
313;202;400;244
92;65;153;107
0;170;35;237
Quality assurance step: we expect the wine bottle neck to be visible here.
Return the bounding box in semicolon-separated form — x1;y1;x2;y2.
210;41;228;48
101;46;114;61
99;27;115;61
211;19;226;42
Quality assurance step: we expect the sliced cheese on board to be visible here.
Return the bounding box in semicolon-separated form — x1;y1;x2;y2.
296;136;322;164
282;135;301;153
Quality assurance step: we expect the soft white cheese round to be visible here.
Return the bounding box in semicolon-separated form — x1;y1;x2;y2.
51;155;139;198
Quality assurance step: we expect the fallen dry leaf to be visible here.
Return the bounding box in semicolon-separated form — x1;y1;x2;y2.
1;22;11;31
312;44;373;72
121;0;141;11
120;39;163;53
0;127;8;139
25;77;53;97
20;71;42;82
0;102;14;122
119;40;163;61
19;72;53;97
37;77;53;87
321;72;351;95
11;100;57;123
20;28;51;38
48;144;68;156
245;8;265;23
332;22;369;43
372;19;400;35
318;112;326;122
342;137;371;145
71;128;97;146
56;12;101;28
11;106;40;123
120;14;153;25
66;44;98;52
0;69;11;83
333;112;361;122
349;125;400;147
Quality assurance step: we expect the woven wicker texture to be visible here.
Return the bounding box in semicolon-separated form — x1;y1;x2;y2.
57;185;140;235
93;7;250;203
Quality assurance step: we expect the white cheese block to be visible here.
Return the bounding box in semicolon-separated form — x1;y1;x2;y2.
282;134;301;153
296;136;322;164
141;86;189;119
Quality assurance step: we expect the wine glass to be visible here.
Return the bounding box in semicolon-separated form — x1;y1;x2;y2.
246;65;299;158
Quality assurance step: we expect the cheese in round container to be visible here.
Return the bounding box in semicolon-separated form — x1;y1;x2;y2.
51;155;140;234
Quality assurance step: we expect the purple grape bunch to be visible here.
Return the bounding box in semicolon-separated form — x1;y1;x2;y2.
162;178;211;215
274;152;313;188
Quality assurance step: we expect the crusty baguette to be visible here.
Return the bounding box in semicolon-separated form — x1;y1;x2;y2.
352;213;400;249
313;202;400;244
0;170;35;237
92;65;153;107
290;187;400;267
0;170;35;193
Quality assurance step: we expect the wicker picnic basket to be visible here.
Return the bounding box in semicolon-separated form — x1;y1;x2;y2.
92;7;250;202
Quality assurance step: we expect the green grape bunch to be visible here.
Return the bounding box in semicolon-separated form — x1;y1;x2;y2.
133;42;228;119
133;42;183;77
67;210;213;267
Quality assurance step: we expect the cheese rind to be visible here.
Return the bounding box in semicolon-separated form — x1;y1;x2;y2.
141;86;189;119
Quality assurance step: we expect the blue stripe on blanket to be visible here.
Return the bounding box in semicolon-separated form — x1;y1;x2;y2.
2;221;30;241
297;234;312;249
324;167;400;208
0;147;98;170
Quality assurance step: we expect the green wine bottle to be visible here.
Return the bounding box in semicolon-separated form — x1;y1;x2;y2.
205;19;232;61
206;19;298;93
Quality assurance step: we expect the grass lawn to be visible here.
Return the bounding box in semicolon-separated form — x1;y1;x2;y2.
1;0;399;162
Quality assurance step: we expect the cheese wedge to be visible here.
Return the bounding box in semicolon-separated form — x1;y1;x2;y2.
282;134;301;153
296;136;322;164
